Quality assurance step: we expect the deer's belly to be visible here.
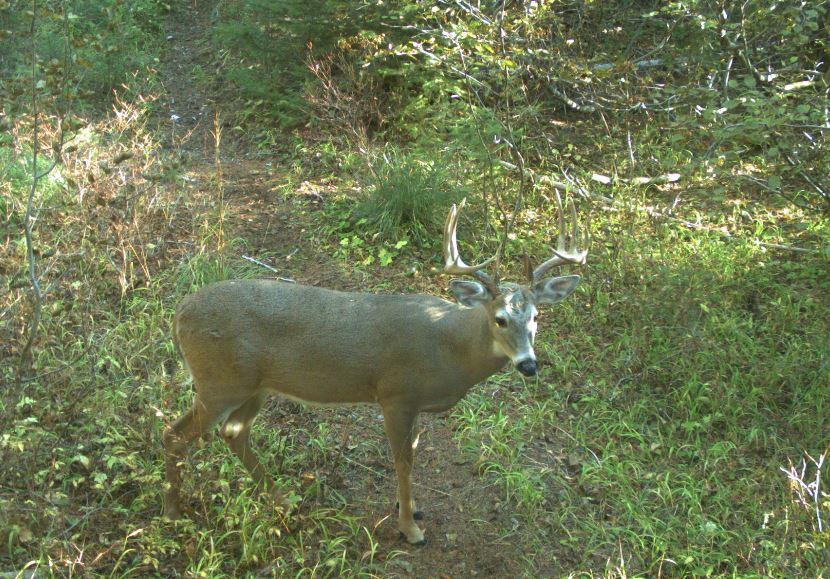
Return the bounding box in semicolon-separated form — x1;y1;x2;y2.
274;390;377;408
260;369;379;406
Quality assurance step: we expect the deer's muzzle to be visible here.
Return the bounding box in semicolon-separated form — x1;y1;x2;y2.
516;358;537;377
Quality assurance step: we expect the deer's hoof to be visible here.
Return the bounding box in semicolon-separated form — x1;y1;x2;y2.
399;531;427;546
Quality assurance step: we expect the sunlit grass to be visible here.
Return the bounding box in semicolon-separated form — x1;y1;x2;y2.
449;205;830;574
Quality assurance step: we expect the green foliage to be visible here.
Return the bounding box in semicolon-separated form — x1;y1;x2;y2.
212;0;387;129
0;0;168;103
311;0;829;212
0;144;65;198
320;196;410;267
165;0;830;210
361;150;465;243
453;207;830;574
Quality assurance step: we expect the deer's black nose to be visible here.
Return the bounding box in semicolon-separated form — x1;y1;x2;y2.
516;358;537;377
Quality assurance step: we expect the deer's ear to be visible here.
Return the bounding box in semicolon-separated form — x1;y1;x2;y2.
533;275;580;305
450;280;491;307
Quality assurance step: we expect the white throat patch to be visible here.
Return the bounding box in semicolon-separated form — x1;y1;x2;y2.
492;340;508;358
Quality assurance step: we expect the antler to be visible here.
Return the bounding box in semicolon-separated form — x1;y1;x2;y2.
443;199;500;295
531;190;589;284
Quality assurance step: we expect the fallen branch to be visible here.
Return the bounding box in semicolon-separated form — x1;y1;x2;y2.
637;206;819;253
546;85;597;113
641;205;723;234
780;450;828;533
782;80;816;92
642;206;819;252
590;58;665;72
591;172;681;186
241;255;296;282
754;241;818;254
505;167;821;254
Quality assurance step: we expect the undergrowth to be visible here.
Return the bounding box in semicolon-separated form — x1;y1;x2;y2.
452;207;830;574
361;150;466;243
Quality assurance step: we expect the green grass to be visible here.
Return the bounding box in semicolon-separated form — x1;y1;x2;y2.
449;206;830;574
361;150;466;243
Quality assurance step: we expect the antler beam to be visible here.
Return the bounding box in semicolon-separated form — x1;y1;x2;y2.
443;199;499;295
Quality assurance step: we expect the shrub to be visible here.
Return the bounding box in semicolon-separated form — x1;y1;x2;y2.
360;151;465;243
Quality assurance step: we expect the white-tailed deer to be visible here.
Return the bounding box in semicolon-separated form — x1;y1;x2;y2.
164;196;588;544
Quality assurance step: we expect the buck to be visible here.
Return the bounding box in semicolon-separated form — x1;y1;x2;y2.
163;196;588;544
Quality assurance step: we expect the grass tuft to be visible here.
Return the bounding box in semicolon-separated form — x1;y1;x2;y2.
361;150;465;243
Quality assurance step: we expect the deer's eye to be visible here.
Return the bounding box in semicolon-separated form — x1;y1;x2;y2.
495;316;508;328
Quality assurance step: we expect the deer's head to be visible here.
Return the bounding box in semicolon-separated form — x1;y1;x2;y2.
443;197;588;377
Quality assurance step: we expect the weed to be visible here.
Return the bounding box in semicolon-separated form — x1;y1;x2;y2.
361;150;465;243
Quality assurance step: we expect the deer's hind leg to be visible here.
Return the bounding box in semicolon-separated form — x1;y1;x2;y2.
163;394;228;519
220;392;283;505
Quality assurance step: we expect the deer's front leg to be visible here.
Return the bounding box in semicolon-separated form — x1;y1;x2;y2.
382;403;424;545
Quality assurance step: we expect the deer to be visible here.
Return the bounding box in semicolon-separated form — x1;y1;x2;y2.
163;195;588;545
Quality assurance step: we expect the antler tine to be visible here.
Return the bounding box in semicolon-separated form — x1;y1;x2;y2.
443;199;499;294
530;191;589;284
556;189;566;256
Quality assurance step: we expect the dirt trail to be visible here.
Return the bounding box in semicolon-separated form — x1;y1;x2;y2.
157;3;548;575
155;2;217;162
